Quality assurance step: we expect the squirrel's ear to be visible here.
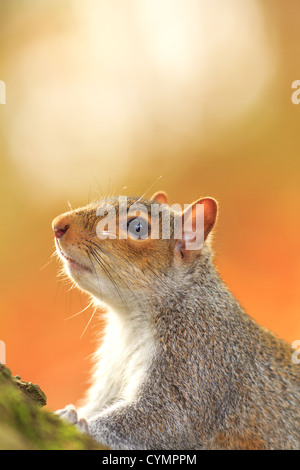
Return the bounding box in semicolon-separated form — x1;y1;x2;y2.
182;197;217;241
198;197;218;240
175;197;218;260
150;191;168;204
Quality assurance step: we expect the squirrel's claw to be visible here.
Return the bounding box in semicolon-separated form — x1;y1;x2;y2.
55;404;89;434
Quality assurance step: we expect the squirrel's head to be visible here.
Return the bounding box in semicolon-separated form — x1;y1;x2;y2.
52;192;218;312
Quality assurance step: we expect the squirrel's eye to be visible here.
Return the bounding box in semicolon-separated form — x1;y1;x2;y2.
127;217;149;240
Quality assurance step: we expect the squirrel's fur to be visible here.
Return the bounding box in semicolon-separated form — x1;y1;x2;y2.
53;193;300;449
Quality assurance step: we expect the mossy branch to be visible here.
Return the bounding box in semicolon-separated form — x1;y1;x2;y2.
0;365;107;450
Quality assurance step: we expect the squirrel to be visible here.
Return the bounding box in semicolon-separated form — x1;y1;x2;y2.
53;192;300;450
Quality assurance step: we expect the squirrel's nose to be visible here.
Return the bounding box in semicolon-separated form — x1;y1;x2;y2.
52;214;70;239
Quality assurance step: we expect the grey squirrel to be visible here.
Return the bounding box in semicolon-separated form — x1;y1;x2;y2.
53;192;300;450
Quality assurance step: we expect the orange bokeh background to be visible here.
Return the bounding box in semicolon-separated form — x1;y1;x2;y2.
0;0;299;411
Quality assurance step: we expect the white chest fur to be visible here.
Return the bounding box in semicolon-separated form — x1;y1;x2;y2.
79;308;156;419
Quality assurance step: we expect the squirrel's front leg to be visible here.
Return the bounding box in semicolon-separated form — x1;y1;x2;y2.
87;405;151;450
57;401;193;450
56;402;152;449
85;401;197;450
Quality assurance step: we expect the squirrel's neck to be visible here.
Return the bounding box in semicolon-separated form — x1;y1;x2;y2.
153;250;239;317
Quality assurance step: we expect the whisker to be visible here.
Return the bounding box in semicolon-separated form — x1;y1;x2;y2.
66;283;77;292
85;248;103;304
88;246;132;316
106;177;112;196
90;173;103;196
87;186;92;205
39;257;54;271
89;245;149;318
64;299;95;321
137;175;163;202
80;305;97;340
92;248;126;285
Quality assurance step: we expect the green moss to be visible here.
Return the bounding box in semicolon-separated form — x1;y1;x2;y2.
0;365;107;450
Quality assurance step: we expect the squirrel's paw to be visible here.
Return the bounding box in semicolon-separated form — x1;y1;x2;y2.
55;404;89;434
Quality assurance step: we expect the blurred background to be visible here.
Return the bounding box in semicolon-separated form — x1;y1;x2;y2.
0;0;299;410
